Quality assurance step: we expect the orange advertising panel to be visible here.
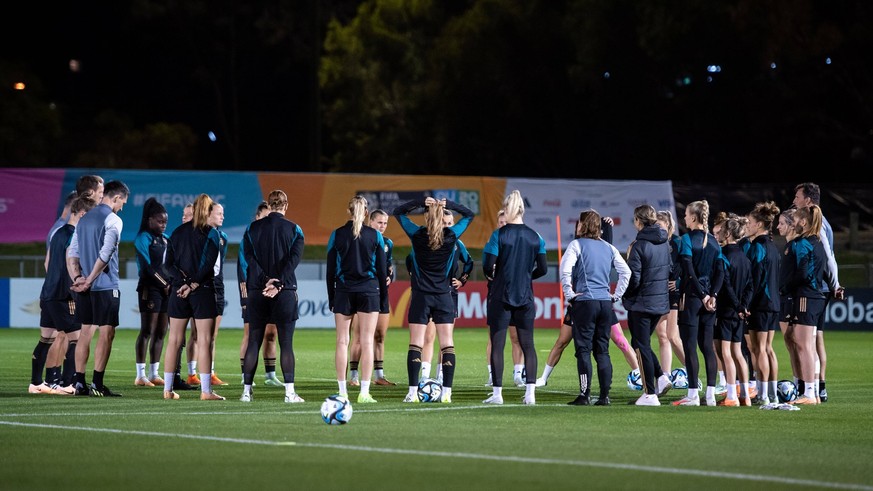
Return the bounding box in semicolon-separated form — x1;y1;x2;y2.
256;173;507;248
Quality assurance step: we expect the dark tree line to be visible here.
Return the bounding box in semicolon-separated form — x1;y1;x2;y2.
2;0;871;181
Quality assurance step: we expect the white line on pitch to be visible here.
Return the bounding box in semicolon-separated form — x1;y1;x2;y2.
1;420;871;491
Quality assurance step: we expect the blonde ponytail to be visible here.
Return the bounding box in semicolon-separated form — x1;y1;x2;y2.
348;195;368;239
503;190;524;223
425;200;445;250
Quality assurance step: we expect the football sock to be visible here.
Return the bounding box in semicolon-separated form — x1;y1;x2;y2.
740;382;749;398
705;386;715;401
349;369;359;380
93;370;105;387
46;366;61;385
188;361;197;376
31;339;51;384
686;388;696;399
443;387;452;399
492;386;503;398
760;383;769;401
337;380;347;396
200;372;212;392
407;345;422;386
136;363;146;379
820;380;826;391
375;360;384;379
542;364;554;380
769;380;778;400
525;384;535;399
727;384;737;400
804;382;816;399
420;361;431;379
243;384;253;396
285;383;296;396
150;362;160;379
163;373;174;392
264;357;277;378
63;341;77;385
361;381;371;395
440;348;456;388
513;364;524;379
718;370;726;387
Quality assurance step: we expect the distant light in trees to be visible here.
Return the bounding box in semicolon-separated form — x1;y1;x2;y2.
603;71;610;79
69;59;80;73
706;76;713;83
208;131;217;142
706;65;721;73
13;82;25;90
825;57;832;65
770;62;777;70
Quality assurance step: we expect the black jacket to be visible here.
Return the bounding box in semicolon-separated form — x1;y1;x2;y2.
622;224;671;315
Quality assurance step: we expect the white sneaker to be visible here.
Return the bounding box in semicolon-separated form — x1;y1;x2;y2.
483;394;504;405
240;393;252;402
402;393;418;403
635;394;661;406
284;393;305;403
676;396;700;406
535;377;547;387
523;395;535;405
705;398;717;407
714;384;727;396
656;375;672;396
513;375;525;387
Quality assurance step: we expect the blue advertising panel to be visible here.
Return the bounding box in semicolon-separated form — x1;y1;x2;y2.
60;169;264;242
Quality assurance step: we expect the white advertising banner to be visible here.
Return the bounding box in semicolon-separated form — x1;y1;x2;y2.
8;279;335;329
505;178;676;252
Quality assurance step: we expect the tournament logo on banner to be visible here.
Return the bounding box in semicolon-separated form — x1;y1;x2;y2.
358;189;481;215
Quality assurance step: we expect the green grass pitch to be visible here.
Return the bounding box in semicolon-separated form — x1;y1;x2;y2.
2;327;872;490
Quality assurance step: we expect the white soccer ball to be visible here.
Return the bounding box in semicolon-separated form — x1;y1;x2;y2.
670;368;689;389
776;380;799;403
669;368;702;392
626;369;642;391
417;378;443;403
321;395;353;425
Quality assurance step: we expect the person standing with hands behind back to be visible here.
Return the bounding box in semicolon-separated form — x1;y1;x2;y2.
482;190;547;405
328;195;389;404
67;180;130;397
161;194;224;401
240;190;306;404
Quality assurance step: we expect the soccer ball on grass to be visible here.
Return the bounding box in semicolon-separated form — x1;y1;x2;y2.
321;395;353;425
776;380;799;403
626;369;642;391
417;378;443;403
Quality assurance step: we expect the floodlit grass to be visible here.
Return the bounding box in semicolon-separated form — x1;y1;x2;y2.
2;327;872;490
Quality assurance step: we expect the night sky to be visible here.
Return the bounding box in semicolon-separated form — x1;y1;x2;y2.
3;1;872;183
